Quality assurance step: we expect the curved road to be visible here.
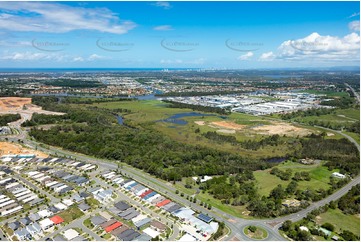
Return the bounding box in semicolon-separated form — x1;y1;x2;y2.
1;114;360;241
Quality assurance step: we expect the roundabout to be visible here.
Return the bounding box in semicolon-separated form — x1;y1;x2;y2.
243;225;269;240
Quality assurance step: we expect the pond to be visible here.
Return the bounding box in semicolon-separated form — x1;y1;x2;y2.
116;115;124;125
158;112;215;125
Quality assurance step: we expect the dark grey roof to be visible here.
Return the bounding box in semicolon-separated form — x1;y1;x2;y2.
8;221;21;230
78;203;91;211
29;213;41;222
29;198;44;206
122;231;141;241
73;177;88;184
133;233;152;241
49;206;60;214
117;229;136;240
166;204;181;213
71;235;86;241
53;235;66;241
114;201;131;211
123;210;140;221
79;192;90;198
90;216;107;226
19;217;32;226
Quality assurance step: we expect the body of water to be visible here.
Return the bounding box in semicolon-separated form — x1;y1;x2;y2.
116;115;124;125
158;112;215;125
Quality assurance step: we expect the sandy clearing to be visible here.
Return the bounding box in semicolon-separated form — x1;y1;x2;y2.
217;129;236;134
211;121;246;130
327;132;335;136
0;141;48;158
252;122;311;136
194;121;205;126
0;97;32;111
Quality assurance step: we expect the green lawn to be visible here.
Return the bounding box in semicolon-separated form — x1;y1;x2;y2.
254;161;336;196
195;190;250;219
244;226;268;240
316;208;360;236
335;108;360;121
57;206;84;223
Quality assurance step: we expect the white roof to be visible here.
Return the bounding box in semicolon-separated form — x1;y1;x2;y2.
39;218;54;229
63;229;79;240
54;202;68;210
143;227;160;238
179;233;197;241
38;209;52;218
132;214;147;223
62;199;74;206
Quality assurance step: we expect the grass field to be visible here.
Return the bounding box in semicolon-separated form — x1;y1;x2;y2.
316;208;360;236
57;206;84;223
93;100;308;158
254;161;336;196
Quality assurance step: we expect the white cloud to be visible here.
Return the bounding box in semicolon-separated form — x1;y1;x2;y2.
152;2;172;10
153;25;173;31
348;12;360;18
0;2;137;34
160;58;205;65
259;52;275;61
88;54;104;61
275;32;360;62
160;59;183;64
73;56;84;62
0;51;107;62
237;51;253;60
1;51;65;61
349;21;360;32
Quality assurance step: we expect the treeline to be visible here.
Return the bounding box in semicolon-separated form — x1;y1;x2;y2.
43;79;104;88
280;108;334;120
61;97;132;104
299;135;359;176
320;96;355;109
163;100;230;115
337;184;359;215
0;113;21;126
22;113;68;127
202;131;282;150
156;90;245;97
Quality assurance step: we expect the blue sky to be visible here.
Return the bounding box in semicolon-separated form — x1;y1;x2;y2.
0;1;359;68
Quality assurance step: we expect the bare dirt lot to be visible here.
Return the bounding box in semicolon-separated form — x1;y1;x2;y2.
0;97;32;111
0;141;48;157
0;97;65;121
211;121;246;130
194;121;206;126
252;122;311;136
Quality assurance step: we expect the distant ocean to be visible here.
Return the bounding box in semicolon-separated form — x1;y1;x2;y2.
0;68;197;73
